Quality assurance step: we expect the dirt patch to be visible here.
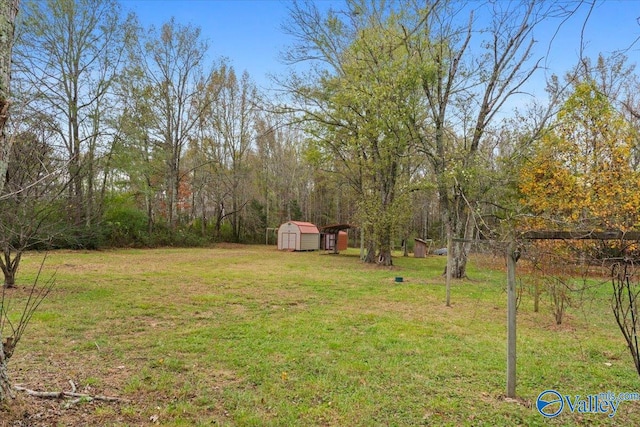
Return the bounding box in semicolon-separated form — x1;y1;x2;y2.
0;393;141;426
2;351;140;426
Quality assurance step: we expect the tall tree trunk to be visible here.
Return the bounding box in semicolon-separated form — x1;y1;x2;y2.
145;176;154;235
0;0;18;196
200;193;207;236
232;196;239;242
85;142;95;228
364;240;377;264
146;196;154;235
167;156;178;231
70;69;85;226
214;201;224;241
377;221;393;266
173;150;181;230
377;248;393;266
449;206;475;279
0;0;19;404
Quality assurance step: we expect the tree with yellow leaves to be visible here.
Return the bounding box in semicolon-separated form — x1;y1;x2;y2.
519;81;640;232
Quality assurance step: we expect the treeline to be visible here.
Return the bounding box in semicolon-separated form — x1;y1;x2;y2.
3;0;640;269
3;0;441;252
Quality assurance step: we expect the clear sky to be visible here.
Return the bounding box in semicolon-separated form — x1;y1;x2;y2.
119;0;640;96
119;0;333;91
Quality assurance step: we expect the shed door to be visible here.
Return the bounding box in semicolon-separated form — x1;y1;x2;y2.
325;234;336;250
282;232;297;250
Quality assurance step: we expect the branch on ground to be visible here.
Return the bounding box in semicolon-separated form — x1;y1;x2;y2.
14;384;129;404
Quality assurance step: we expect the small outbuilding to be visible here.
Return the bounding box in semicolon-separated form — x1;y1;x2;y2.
320;224;351;254
414;238;433;258
278;221;320;251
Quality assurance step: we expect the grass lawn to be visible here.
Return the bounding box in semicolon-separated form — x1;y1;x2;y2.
1;244;639;426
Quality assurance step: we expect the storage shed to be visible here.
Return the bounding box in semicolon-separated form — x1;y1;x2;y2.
320;224;351;254
278;221;320;251
414;238;433;258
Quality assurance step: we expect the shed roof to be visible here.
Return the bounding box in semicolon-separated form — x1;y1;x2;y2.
320;224;351;234
288;221;320;234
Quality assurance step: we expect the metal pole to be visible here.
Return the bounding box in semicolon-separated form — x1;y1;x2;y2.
506;240;517;398
446;221;452;307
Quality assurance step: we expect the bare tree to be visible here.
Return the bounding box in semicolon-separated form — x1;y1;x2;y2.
253;113;313;229
0;125;68;288
13;0;132;232
129;17;213;232
406;0;580;278
201;66;257;241
611;261;640;376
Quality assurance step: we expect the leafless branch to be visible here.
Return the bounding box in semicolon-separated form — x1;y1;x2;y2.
1;254;55;359
14;384;128;403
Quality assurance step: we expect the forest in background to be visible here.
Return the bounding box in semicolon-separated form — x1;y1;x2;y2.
5;0;640;413
2;0;640;269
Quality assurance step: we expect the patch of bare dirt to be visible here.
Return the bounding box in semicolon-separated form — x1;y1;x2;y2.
1;354;144;426
0;394;141;427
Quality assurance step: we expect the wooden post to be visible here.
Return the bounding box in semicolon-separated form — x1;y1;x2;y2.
446;221;452;307
506;240;517;398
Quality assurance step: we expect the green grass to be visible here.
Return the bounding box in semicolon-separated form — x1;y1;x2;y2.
4;246;640;426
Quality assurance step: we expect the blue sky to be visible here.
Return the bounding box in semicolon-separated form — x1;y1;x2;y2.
120;0;640;96
119;0;332;90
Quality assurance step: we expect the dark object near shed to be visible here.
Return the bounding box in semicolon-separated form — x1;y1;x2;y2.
414;238;433;258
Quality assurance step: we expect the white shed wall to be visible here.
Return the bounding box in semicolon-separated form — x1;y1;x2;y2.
300;233;320;251
277;222;320;251
278;223;299;250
